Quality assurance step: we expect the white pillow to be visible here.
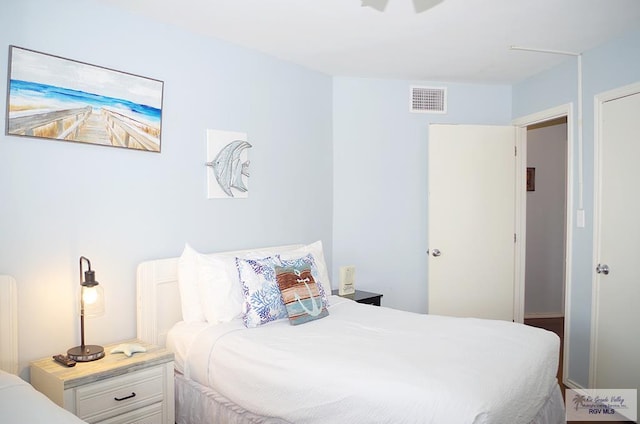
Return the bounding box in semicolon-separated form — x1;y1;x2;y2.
278;240;332;301
196;253;244;323
178;242;323;324
177;244;206;323
197;247;279;324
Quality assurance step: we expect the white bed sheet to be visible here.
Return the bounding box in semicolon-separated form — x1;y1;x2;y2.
0;370;87;424
172;296;563;424
168;320;210;374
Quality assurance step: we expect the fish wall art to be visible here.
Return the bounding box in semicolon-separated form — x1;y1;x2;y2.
206;129;251;198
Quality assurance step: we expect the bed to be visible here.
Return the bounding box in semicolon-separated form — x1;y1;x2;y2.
0;275;88;424
136;242;566;424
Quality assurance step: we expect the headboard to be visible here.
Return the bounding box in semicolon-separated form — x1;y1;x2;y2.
0;275;18;374
136;244;304;347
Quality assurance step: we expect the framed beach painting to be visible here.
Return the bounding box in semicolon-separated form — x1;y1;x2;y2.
5;45;164;152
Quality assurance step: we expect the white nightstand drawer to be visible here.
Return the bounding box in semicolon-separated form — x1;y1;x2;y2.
96;402;163;424
75;366;164;422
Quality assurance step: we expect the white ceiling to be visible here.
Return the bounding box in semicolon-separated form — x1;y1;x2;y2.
99;0;640;84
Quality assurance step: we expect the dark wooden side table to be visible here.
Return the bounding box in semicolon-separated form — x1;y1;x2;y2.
332;289;383;306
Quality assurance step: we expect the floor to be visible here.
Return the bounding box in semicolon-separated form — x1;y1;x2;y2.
524;317;635;424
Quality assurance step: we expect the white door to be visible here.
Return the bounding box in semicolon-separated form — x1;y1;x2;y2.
428;124;516;321
592;90;640;389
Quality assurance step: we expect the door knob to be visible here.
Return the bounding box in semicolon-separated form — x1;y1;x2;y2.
596;264;610;275
432;249;442;257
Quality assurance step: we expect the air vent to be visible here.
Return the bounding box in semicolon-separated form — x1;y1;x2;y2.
410;86;447;113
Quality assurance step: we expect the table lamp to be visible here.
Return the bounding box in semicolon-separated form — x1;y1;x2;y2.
67;256;105;362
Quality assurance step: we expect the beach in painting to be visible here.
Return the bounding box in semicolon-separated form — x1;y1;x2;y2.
7;47;163;152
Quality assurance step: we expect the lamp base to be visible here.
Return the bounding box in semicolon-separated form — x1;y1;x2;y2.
67;345;105;362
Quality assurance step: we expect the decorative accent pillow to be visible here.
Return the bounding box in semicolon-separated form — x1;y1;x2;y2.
275;264;329;325
278;241;332;304
177;244;206;323
236;256;288;327
278;254;329;309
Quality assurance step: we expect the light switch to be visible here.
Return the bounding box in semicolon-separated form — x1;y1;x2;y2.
577;209;585;228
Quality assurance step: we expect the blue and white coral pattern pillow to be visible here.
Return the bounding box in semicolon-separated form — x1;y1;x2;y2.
236;256;288;327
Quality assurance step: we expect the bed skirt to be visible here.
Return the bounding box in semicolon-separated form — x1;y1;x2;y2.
175;371;565;424
175;372;289;424
529;383;566;424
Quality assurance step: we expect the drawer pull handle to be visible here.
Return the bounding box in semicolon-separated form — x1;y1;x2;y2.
114;392;136;401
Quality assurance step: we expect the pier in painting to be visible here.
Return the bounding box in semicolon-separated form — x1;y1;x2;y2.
7;106;160;152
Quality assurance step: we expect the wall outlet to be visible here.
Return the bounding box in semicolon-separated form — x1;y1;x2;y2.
339;266;356;295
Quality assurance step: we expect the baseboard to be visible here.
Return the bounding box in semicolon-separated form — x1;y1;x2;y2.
524;312;565;319
564;378;585;390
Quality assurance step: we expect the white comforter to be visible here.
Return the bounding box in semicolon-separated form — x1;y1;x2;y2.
182;296;560;424
0;370;87;424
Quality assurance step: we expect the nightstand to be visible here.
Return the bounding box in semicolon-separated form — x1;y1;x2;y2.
332;289;383;306
30;340;174;424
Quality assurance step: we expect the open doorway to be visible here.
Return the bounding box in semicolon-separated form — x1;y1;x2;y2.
513;103;573;393
524;116;568;319
522;116;568;393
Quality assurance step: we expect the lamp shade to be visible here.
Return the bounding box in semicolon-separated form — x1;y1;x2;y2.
82;284;104;317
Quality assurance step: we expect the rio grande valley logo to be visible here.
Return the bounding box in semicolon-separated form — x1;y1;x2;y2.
566;389;637;422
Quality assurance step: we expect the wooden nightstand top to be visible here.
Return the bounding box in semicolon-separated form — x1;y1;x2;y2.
30;340;173;389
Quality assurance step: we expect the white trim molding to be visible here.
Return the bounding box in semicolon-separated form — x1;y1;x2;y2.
524;312;565;320
512;103;574;389
0;275;18;374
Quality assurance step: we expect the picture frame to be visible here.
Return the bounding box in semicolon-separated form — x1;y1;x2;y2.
527;167;536;191
5;45;164;152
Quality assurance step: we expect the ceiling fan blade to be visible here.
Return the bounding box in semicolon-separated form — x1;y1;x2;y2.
361;0;390;12
413;0;443;13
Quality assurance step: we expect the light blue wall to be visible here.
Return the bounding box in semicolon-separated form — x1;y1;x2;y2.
332;77;512;313
4;0;638;388
513;28;640;388
0;0;333;371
